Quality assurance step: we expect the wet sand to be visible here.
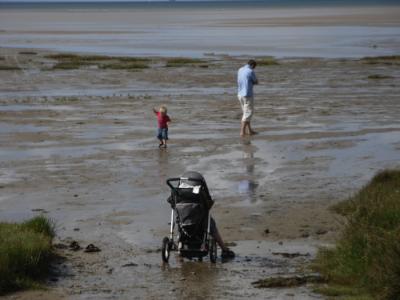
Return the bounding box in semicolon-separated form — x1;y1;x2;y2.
1;47;400;299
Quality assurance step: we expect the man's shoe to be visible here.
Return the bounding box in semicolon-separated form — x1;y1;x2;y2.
221;248;235;259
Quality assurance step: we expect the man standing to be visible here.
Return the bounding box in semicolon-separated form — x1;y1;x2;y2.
237;60;258;136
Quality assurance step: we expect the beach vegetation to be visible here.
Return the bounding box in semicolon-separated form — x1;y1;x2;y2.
45;53;109;61
361;55;400;65
45;53;81;60
257;57;279;66
54;96;80;103
0;65;21;70
19;51;37;55
313;285;374;300
47;54;109;70
367;74;393;80
165;57;206;67
100;62;148;70
252;274;324;288
313;169;400;300
118;57;150;63
52;61;90;70
46;53;151;70
100;62;149;70
0;215;55;294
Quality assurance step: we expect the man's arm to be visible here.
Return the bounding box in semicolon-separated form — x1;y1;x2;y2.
152;107;158;114
252;71;259;85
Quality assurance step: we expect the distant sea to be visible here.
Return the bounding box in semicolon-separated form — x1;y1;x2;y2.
1;0;400;9
1;0;399;58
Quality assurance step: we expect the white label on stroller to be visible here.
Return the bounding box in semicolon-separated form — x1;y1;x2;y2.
179;182;193;189
179;182;201;194
193;186;200;194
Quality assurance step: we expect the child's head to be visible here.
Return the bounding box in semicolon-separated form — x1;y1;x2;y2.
159;105;167;115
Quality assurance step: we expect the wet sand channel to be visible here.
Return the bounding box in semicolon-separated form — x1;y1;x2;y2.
1;48;400;299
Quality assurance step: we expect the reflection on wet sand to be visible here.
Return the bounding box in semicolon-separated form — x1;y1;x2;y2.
167;260;219;299
238;139;259;203
157;148;170;183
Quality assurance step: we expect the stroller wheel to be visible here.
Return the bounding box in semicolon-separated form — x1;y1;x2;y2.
162;237;171;263
209;237;217;263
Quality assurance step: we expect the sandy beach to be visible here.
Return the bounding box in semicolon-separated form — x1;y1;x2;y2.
1;45;400;299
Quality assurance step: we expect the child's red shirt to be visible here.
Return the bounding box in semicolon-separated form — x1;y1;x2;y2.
156;112;171;129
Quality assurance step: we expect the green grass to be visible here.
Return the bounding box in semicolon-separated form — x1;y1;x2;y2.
367;74;393;80
361;55;400;65
0;216;55;295
312;285;368;297
47;53;108;69
252;275;324;288
165;57;206;67
45;53;110;61
19;51;37;55
0;65;21;70
313;170;400;300
256;57;279;66
54;96;80;103
100;62;149;70
117;57;150;63
52;61;90;69
46;53;151;70
45;53;81;60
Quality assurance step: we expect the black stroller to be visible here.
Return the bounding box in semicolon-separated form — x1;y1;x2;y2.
161;171;218;263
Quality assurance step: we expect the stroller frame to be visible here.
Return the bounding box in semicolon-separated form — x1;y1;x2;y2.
161;176;217;263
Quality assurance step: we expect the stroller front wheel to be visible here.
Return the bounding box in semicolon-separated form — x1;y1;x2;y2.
162;237;171;263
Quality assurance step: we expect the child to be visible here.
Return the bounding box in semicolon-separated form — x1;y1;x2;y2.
153;105;171;148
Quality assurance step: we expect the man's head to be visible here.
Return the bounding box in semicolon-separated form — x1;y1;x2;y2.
248;59;257;69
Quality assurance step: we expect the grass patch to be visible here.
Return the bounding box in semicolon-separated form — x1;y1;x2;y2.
52;61;90;70
361;55;400;65
0;216;55;295
165;57;206;67
252;275;324;288
54;96;80;103
0;65;21;70
19;51;37;55
100;62;149;70
45;53;109;61
367;74;394;80
312;285;367;297
118;57;150;63
46;53;151;70
314;169;400;300
257;57;279;66
45;53;81;60
47;54;109;69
